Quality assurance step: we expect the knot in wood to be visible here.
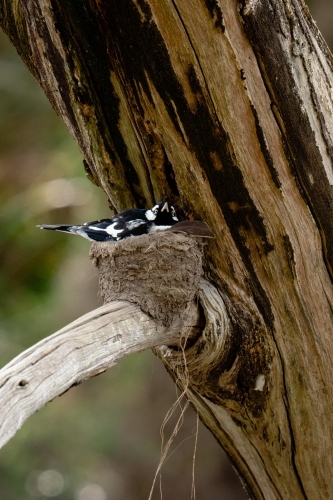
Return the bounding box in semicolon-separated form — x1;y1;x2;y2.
90;232;203;326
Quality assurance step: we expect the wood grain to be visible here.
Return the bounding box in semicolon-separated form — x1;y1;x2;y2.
2;0;333;498
0;301;200;450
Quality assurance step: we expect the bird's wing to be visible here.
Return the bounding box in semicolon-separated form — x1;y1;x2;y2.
82;210;148;240
113;220;149;239
84;210;146;227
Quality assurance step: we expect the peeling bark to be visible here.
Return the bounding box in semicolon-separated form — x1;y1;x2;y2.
1;0;333;498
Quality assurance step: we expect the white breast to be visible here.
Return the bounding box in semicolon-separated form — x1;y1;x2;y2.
149;224;171;232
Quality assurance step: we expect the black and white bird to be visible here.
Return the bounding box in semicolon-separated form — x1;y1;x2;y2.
37;201;179;242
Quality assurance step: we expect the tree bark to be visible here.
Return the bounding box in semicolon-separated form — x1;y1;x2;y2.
1;0;333;498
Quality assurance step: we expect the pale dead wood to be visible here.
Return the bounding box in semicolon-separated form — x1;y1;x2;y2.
0;300;200;450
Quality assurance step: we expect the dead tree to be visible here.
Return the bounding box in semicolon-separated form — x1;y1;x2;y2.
1;1;333;498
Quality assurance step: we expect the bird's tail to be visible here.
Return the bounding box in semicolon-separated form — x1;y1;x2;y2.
37;224;75;233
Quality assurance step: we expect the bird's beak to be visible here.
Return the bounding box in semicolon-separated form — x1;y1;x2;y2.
161;202;169;212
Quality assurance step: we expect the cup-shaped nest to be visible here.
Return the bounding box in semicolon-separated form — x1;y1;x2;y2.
90;232;203;326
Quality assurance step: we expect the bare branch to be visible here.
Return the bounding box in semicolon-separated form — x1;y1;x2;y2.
0;300;200;450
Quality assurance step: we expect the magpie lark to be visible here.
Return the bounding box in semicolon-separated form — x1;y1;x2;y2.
37;201;179;242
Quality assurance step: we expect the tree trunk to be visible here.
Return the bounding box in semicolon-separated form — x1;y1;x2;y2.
1;0;333;498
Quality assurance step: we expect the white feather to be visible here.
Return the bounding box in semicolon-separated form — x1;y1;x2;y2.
126;220;146;230
87;226;107;231
145;209;157;221
149;224;172;232
105;222;125;237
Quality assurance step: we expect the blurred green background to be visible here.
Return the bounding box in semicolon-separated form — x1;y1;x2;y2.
0;2;331;499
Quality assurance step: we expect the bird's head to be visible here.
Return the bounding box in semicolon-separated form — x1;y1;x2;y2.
145;201;179;225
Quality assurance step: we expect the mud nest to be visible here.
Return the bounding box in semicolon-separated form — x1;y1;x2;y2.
90;232;203;325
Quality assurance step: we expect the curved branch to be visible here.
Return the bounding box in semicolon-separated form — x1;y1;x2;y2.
0;300;200;450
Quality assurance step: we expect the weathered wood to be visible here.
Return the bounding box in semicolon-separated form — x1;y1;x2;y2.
242;0;333;277
1;0;333;498
0;300;201;450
